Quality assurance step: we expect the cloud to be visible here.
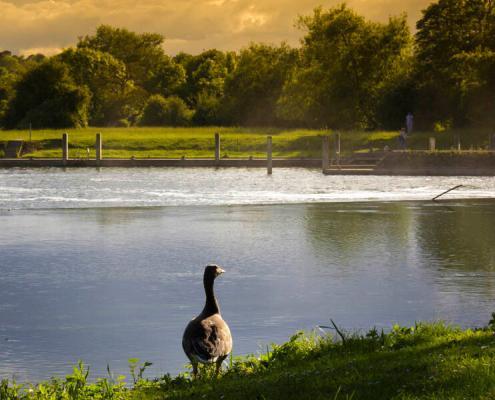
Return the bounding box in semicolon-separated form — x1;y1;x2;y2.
0;0;432;56
19;46;62;56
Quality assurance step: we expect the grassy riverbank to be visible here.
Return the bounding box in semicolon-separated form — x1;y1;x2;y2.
0;127;493;159
2;322;495;399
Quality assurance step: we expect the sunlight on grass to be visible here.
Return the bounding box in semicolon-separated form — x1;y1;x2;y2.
1;127;493;159
2;322;495;399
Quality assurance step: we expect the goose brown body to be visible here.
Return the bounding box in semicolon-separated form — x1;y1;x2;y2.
182;265;232;377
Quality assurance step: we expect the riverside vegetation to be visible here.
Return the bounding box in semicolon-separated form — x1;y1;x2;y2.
1;1;495;135
0;127;493;159
2;320;495;399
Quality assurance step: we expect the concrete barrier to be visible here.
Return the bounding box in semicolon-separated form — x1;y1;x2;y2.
0;158;322;169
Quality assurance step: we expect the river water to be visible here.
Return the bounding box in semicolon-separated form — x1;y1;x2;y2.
0;168;495;382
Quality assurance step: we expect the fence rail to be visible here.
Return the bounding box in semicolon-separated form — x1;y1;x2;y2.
1;132;495;175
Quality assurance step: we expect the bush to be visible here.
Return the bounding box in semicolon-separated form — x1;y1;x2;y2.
114;118;130;127
192;92;223;125
3;60;90;129
139;95;193;126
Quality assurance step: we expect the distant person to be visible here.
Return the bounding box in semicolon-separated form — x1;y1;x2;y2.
406;112;414;134
398;127;407;149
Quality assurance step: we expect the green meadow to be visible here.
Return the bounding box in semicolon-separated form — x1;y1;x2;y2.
2;322;495;399
0;127;493;159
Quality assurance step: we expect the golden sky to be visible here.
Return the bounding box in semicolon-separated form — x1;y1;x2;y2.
0;0;432;56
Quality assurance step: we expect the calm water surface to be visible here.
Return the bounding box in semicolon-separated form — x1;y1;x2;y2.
0;168;495;382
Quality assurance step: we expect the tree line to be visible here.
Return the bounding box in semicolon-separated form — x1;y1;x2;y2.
1;0;494;131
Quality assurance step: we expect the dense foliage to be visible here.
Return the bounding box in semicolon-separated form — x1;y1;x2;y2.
1;0;494;131
2;60;90;129
139;95;193;126
277;5;412;129
415;0;495;129
2;322;495;399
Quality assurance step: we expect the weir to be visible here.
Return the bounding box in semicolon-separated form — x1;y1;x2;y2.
1;133;495;175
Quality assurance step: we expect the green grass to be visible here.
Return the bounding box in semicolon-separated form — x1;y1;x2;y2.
3;322;495;399
0;127;328;159
1;127;493;159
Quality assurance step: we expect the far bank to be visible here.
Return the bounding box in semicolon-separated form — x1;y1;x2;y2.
1;127;494;160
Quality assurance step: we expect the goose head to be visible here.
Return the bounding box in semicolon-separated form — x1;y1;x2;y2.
204;264;225;280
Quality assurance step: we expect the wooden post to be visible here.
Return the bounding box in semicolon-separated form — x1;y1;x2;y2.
336;133;341;165
490;134;495;151
267;136;272;175
95;133;102;165
429;137;436;151
215;133;220;164
322;135;329;172
62;133;68;165
456;134;461;151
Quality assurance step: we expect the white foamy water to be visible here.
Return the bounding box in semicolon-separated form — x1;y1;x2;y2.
0;168;494;209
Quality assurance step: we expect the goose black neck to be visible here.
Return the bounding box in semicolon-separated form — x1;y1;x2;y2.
202;274;220;316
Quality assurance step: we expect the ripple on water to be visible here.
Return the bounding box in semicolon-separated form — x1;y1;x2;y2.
0;168;494;209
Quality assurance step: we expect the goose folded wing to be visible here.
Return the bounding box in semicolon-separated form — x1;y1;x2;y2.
191;320;231;362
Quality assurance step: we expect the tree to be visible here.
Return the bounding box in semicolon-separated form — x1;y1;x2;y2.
175;50;236;106
192;92;223;125
452;49;495;127
415;0;495;127
139;95;193;126
0;51;45;126
277;5;412;129
78;25;168;91
58;47;139;126
222;43;298;126
0;67;14;123
146;56;186;98
3;59;89;128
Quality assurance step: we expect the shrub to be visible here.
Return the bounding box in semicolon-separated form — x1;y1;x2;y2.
114;118;130;127
139;95;193;126
192;92;223;125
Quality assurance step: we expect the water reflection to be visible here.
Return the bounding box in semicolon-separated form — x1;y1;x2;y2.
304;202;414;268
414;202;495;271
1;200;495;383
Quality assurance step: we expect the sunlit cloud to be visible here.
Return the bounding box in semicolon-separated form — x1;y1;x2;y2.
19;46;62;56
236;7;270;33
0;0;432;56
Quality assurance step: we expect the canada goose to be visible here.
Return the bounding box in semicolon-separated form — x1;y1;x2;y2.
182;264;232;378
